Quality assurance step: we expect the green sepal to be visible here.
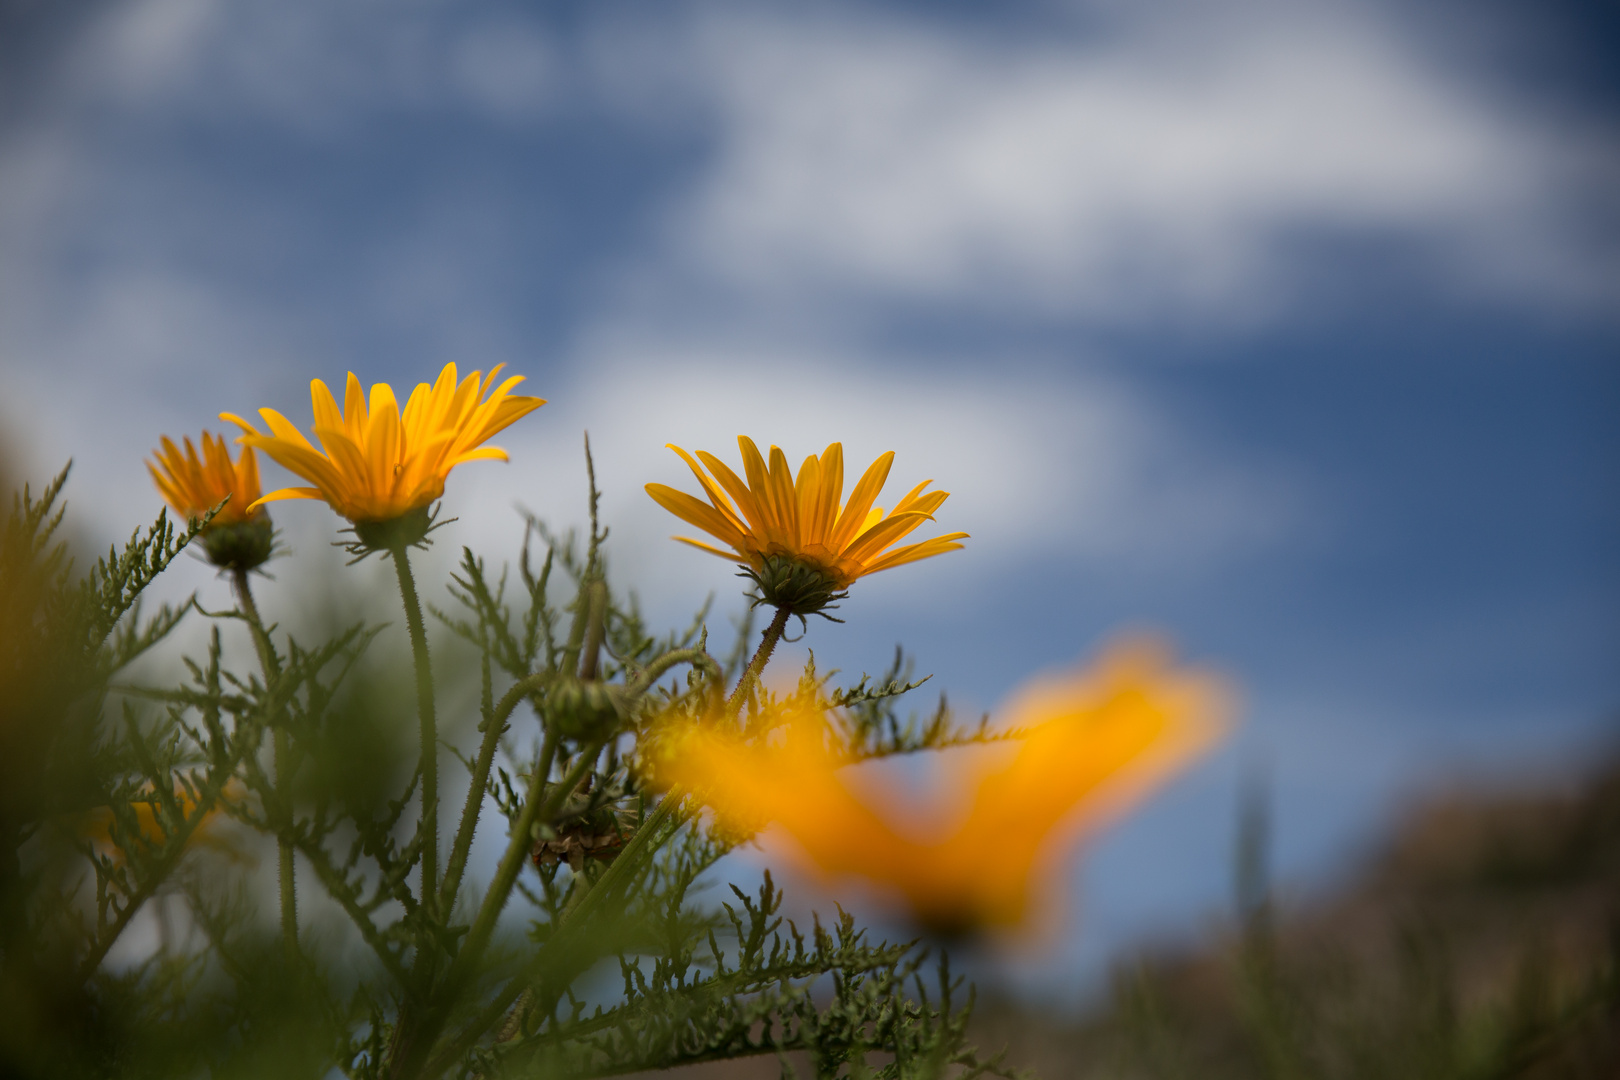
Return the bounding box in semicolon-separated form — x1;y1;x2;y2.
199;513;275;572
743;553;849;618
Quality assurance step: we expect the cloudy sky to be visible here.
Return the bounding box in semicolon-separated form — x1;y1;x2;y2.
2;0;1616;993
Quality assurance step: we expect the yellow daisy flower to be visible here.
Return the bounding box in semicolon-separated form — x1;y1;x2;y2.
222;363;545;539
148;431;263;527
148;431;273;570
653;639;1229;935
645;437;967;614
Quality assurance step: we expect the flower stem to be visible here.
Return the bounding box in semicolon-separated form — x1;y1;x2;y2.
454;736;586;982
421;793;690;1077
232;568;297;963
396;737;585;1079
727;604;791;721
391;545;439;914
440;669;552;915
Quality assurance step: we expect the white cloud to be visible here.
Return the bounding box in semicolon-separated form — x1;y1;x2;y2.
55;0;565;133
24;0;1613;329
87;0;217;100
438;338;1298;624
649;1;1615;319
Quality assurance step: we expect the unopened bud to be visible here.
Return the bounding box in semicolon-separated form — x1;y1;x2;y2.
549;677;625;741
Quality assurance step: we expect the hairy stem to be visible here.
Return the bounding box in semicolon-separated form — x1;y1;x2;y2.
395;738;588;1080
457;740;596;978
418;612;728;1072
624;648;723;702
440;669;554;915
557;578;593;681
391;545;439;914
232;568;297;961
422;798;689;1077
727;604;791;721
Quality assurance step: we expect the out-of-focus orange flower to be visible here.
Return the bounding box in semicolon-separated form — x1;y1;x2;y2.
222;363;545;526
654;639;1229;934
79;781;246;862
645;438;966;614
148;431;264;528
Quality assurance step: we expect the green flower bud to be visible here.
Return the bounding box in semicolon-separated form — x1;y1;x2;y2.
549;677;625;741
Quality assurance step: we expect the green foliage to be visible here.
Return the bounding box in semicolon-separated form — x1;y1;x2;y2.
495;873;1013;1080
827;646;1003;760
0;463;234;1076
0;459;1018;1080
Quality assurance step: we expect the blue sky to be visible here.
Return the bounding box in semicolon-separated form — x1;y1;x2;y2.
2;0;1616;995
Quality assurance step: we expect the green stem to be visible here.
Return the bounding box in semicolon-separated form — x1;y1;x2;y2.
395;739;591;1079
440;671;555;915
416;633;727;1073
231;568;278;680
624;648;722;702
232;568;298;962
577;580;608;680
555;792;685;932
727;605;792;721
391;545;439;915
422;796;689;1077
455;741;597;980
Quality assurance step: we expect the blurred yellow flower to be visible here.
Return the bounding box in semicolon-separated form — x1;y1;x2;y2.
222;363;545;527
645;438;966;613
79;782;245;863
654;639;1229;934
148;431;263;528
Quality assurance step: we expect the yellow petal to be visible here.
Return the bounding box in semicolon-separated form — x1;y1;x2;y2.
814;443;843;546
219;412;264;438
248;486;325;511
312;379;344;432
694;449;767;536
242;434;345;494
447;445;509;467
766;445;801;548
342;373;367;434
860;533;969;575
829;451;893;552
258;408;319;454
668;445;747;533
646;484;750;552
842;509;935;567
671;535;749;562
